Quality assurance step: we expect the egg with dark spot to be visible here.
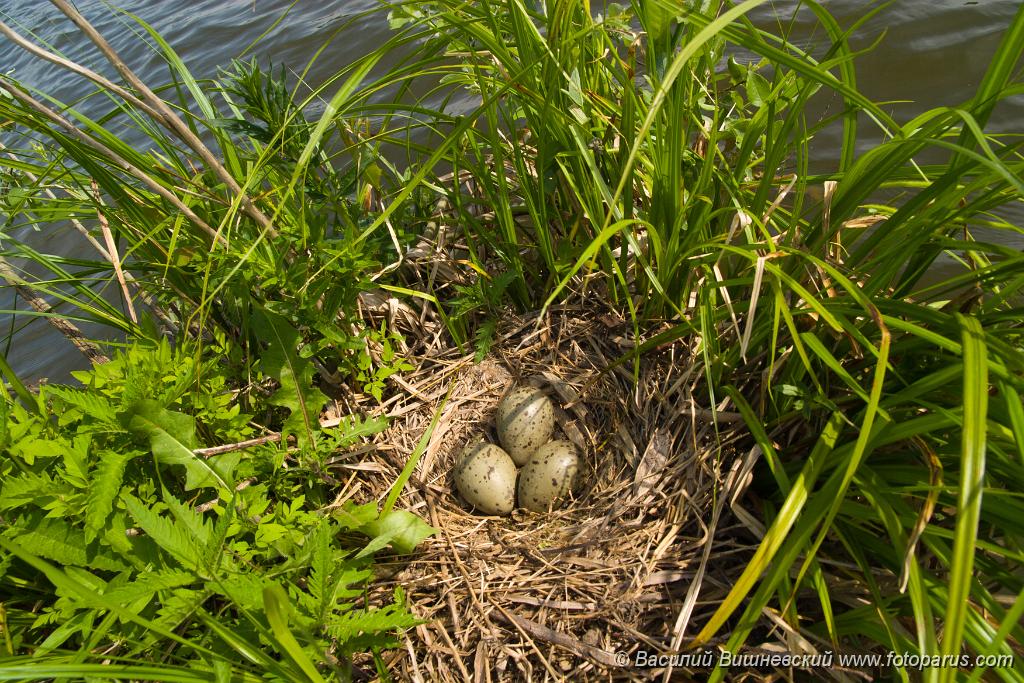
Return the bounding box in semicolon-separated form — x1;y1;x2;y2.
517;440;580;512
496;386;555;466
453;442;518;515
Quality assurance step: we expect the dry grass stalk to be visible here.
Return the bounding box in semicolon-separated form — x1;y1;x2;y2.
0;80;225;245
47;0;280;240
0;256;110;365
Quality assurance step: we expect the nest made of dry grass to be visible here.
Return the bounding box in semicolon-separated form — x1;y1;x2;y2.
326;295;771;682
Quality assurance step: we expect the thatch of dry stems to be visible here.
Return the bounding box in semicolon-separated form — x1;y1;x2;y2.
334;298;769;682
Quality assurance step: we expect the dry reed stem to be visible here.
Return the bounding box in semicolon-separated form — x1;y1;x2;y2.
91;180;138;325
0;256;110;365
0;80;225;245
48;0;281;240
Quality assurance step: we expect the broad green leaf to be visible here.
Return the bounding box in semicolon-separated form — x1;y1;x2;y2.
121;399;229;490
359;509;437;557
746;69;771;107
332;501;383;530
252;309;328;448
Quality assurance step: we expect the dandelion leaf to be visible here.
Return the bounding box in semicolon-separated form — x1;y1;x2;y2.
252;309;328;448
85;450;133;542
121;399;232;490
122;493;203;572
325;601;419;651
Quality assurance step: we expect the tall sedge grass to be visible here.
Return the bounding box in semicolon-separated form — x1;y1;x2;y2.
0;0;1022;679
1;3;443;354
0;4;450;680
388;0;1024;677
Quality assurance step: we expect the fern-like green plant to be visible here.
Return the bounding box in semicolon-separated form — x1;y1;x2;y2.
0;339;424;679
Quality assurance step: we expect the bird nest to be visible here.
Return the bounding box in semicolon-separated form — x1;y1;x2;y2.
333;297;766;681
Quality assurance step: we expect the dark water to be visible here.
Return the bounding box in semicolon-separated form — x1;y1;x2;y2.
1;0;1021;382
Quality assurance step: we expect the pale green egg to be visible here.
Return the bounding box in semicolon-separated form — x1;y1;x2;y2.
496;386;555;466
453;442;518;515
516;440;580;512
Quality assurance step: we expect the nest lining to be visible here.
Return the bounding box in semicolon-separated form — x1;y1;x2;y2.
330;302;764;682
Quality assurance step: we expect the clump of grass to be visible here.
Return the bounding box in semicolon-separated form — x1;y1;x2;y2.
1;0;1023;679
383;0;1024;676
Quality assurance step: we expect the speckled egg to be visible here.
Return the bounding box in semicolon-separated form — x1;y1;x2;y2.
496;386;555;466
517;440;580;512
453;442;518;515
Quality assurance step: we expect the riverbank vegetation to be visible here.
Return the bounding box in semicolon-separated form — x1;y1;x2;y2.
1;0;1023;680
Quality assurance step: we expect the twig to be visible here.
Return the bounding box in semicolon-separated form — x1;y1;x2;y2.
91;180;137;324
491;605;564;680
194;433;284;457
492;608;622;669
192;409;372;457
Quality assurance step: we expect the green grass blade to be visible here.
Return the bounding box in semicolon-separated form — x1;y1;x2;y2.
382;384;452;516
691;412;846;648
0;662;218;682
939;315;989;681
262;585;326;683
